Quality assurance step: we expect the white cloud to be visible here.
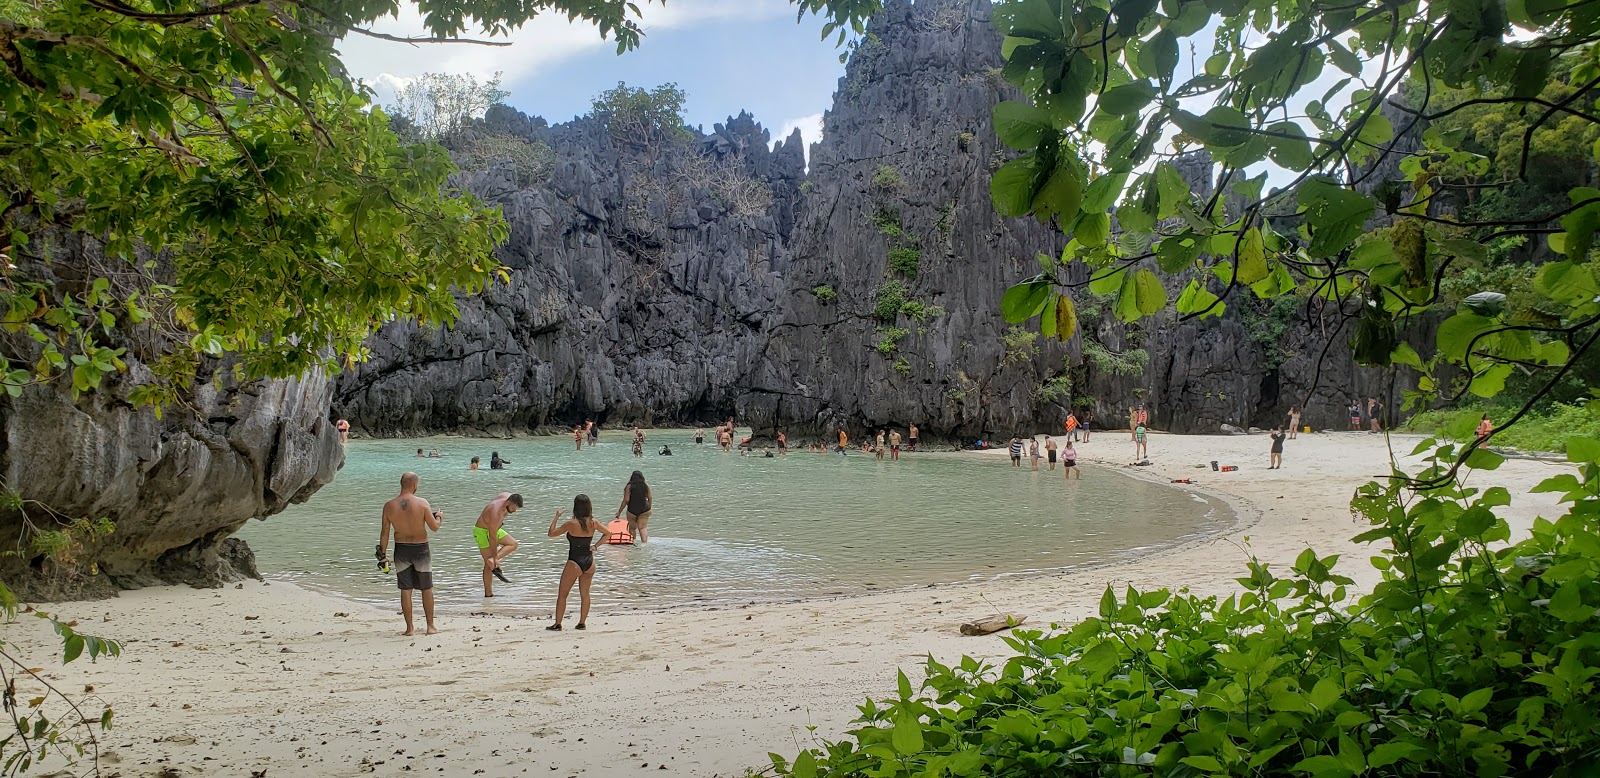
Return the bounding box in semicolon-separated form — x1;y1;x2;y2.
339;0;795;100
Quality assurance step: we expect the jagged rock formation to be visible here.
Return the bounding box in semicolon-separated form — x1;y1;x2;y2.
0;235;342;600
338;0;1416;438
335;109;806;435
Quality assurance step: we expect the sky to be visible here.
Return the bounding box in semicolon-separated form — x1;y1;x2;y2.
336;0;850;149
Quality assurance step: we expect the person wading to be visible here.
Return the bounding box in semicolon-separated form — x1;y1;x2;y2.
377;472;442;636
615;470;653;544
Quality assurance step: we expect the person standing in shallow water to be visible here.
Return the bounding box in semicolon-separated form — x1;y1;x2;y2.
1045;436;1058;470
1028;437;1041;470
908;423;919;451
336;418;350;444
490;451;509;470
1061;440;1080;480
888;428;901;460
377;472;442;636
1008;436;1023;466
1269;427;1286;469
615;471;653;544
546;494;612;631
875;429;886;460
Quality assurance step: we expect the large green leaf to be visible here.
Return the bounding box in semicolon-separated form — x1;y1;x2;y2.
1132;269;1167;316
1001;279;1053;323
1235;227;1268;284
991;154;1040;218
993;101;1055;150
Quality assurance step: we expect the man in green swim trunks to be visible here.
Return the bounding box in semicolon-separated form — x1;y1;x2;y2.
474;492;524;597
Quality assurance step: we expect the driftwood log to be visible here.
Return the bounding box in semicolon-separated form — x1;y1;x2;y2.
959;613;1028;636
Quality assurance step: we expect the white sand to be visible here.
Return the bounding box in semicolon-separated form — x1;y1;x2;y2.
7;431;1573;777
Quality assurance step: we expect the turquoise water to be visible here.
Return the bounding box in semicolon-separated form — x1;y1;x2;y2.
237;430;1229;612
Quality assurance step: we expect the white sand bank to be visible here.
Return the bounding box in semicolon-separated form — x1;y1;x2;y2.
6;431;1572;777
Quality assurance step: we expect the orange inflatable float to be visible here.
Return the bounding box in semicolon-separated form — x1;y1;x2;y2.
605;518;634;545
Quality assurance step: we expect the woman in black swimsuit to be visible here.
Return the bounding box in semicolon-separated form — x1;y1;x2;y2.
614;470;653;544
546;494;610;631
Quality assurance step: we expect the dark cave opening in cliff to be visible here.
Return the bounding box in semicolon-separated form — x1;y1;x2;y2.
1255;368;1282;428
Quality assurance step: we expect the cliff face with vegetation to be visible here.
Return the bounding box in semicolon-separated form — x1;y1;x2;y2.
0;237;342;600
3;0;1417;598
339;0;1413;438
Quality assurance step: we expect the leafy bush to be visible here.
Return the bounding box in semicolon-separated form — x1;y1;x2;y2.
1082;339;1148;377
893;357;912;377
812;285;838;303
1000;326;1039;366
1406;402;1600;454
872;206;907;240
1037;374;1072;403
876;327;909;355
874;281;910;322
888;247;922;277
957;132;975;152
872;165;906;190
898;300;944;321
453;133;556;186
385;71;508;140
590;82;691;146
777;440;1600;777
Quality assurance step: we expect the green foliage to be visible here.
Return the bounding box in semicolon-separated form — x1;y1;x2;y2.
874;280;910;322
893;357;912;377
957;132;975;152
1081;339;1147;378
590;82;691;146
1407;401;1600;454
0;0;880;404
984;0;1600;453
898;300;944;321
385;71;508;140
872;165;906;191
1239;294;1303;370
1037;374;1072;404
875;327;909;355
812;285;838;303
1000;326;1038;366
452;132;557;186
0;578;121;776
887;246;922;277
781;441;1600;777
935;203;955;238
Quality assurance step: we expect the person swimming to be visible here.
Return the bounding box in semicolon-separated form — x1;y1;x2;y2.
490;451;508;469
659;445;673;456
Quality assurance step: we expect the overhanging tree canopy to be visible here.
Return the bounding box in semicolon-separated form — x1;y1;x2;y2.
0;0;881;403
983;0;1599;458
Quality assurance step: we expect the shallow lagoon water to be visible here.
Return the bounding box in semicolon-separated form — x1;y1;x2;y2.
238;430;1230;612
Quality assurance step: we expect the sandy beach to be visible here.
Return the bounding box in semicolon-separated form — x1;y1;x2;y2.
7;431;1573;777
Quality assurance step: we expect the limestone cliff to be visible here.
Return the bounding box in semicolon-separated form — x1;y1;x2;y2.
0;234;342;600
337;0;1416;439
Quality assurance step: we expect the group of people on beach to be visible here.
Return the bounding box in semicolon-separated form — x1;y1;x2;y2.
375;467;654;636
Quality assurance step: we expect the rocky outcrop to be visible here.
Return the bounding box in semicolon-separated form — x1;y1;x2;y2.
0;234;342;600
335;109;804;435
337;0;1420;440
